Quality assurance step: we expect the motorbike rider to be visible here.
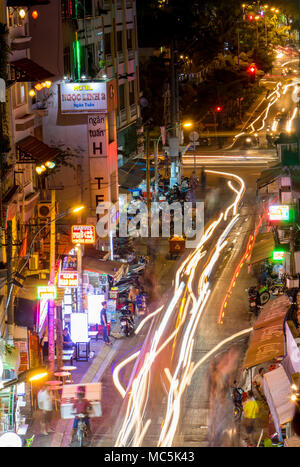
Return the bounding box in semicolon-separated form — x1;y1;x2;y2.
232;380;244;409
70;386;92;444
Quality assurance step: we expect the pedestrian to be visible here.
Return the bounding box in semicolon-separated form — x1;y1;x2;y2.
100;301;112;346
37;384;54;435
63;326;74;350
242;390;260;446
128;284;139;314
252;367;265;399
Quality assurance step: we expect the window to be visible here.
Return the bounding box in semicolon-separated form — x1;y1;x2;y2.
117;30;123;52
119;83;125;110
14;83;27;107
8;7;22;28
104;33;111;54
127;28;133;49
129;80;135;105
108;111;115;143
64;47;71;76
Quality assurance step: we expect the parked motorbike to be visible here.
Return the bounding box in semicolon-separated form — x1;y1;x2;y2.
119;307;135;337
247;286;265;315
267;278;285;296
76;413;88;447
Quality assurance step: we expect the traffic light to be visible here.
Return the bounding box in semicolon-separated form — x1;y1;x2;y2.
248;14;254;21
216;106;222;112
247;64;257;82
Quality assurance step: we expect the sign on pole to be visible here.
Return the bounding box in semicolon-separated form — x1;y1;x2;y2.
71;225;96;244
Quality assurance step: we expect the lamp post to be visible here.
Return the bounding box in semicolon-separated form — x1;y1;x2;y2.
4;204;84;374
0;366;48;391
153;122;192;194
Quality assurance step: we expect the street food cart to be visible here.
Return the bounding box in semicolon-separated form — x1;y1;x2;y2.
168;235;186;259
60;383;102;419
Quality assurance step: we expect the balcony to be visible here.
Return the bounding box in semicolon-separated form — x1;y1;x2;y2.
11;36;32;51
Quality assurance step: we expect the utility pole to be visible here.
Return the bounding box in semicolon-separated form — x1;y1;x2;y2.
6;220;14;344
48;189;56;375
77;243;83;313
153;138;159;202
169;40;179;188
145;127;151;254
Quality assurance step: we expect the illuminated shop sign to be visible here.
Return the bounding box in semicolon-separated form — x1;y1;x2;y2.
37;286;57;300
38;298;49;332
60;82;107;113
269;205;290;221
71;225;96;244
58;272;79;288
272;251;285;261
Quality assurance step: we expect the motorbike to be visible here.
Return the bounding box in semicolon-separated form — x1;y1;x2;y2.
76;413;88;447
267;278;285;296
231;385;244;421
247;286;264;315
119;307;135;337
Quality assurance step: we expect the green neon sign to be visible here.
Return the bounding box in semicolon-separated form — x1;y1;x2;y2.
272;251;285;261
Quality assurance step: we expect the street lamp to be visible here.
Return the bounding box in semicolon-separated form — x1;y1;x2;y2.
0;366;48;391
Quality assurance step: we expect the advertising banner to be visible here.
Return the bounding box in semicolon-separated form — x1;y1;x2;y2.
58;272;79;288
60;82;107;114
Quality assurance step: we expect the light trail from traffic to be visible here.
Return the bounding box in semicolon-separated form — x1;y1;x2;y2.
113;168;247;447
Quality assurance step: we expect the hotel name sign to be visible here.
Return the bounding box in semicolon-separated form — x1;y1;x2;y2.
60;82;107;113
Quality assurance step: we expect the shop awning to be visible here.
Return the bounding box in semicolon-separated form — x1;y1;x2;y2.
263;366;294;430
246;232;275;265
254;294;290;330
256;165;283;190
16;135;60;164
10;58;54;83
118;160;147;190
243;318;285;369
83;256;127;282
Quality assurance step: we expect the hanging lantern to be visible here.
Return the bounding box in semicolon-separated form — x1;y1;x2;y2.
32;10;38;20
34;83;43;91
29;89;36;97
19;9;26;19
44;80;52;88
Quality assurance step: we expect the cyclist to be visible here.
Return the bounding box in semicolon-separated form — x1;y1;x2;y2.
70;386;92;445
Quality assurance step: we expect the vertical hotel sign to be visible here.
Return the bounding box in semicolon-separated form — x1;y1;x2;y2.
88;114;106;158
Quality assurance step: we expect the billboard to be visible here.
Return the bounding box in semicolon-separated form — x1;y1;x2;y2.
60;82;107;114
58;272;79;288
71;225;96;244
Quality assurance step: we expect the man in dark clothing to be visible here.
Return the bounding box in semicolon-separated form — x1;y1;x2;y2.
100;301;112;345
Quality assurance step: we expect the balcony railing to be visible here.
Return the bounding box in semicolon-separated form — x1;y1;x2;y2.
128;49;134;60
130;103;136;118
120;108;127;122
117;51;124;63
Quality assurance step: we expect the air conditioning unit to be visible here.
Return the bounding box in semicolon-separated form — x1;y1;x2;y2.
29;253;39;270
37;202;51;220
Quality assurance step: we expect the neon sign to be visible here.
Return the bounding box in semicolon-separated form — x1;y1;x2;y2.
58;272;79;288
37;286;57;300
269;205;290;221
71;225;96;244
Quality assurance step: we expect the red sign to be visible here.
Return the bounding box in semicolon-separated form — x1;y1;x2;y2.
58;272;79;288
71;225;96;244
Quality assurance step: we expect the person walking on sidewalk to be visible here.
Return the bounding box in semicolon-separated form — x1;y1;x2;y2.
37;384;54;436
100;301;112;346
242;390;260;446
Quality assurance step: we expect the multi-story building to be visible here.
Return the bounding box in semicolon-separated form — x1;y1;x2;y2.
27;0;140;233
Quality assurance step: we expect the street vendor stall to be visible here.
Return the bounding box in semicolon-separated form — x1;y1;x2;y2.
60;383;102;419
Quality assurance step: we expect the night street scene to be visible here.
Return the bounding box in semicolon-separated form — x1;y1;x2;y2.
2;0;300;455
